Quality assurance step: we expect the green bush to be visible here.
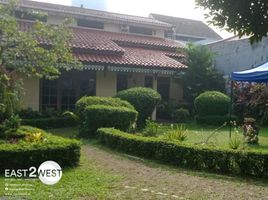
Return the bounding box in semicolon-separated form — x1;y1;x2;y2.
195;115;238;125
142;119;161;137
174;108;190;122
21;117;77;129
194;91;230;116
81;105;138;137
0;126;81;170
97;128;268;178
116;87;161;128
75;96;134;121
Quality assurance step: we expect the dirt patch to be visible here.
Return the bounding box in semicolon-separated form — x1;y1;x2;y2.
82;144;268;200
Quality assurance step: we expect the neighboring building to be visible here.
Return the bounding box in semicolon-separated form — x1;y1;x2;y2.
150;13;222;45
207;36;268;76
1;0;186;114
72;0;107;10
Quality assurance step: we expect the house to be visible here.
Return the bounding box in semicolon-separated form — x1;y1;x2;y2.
150;13;222;45
206;36;268;77
2;0;187;114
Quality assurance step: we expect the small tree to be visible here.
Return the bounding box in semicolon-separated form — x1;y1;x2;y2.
0;1;79;124
182;44;225;108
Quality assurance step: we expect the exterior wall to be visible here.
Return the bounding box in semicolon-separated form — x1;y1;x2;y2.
47;15;77;26
155;29;165;38
96;70;117;96
207;37;268;75
104;23;120;32
20;75;40;111
170;77;183;103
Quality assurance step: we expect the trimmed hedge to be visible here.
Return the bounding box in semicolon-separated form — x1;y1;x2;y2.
76;96;134;121
194;91;230;116
21;117;77;129
80;105;138;137
196;115;238;125
0;126;81;170
97;128;268;178
116;87;161;128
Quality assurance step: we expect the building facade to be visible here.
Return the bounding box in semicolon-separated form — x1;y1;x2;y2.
2;0;187;113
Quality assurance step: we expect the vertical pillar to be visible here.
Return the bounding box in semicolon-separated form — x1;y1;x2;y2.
151;76;157;120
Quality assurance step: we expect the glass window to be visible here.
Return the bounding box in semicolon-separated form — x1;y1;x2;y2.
79;78;96;97
157;77;170;101
61;79;76;110
144;76;153;88
129;26;153;35
41;79;58;111
77;19;104;29
117;73;128;92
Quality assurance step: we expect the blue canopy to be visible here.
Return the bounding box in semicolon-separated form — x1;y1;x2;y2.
231;61;268;82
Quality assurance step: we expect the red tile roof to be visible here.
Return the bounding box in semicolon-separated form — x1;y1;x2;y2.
19;20;186;70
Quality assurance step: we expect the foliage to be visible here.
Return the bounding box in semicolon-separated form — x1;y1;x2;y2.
1;114;21;138
142;119;161;137
195;114;238;125
156;101;176;120
229;123;242;150
116;87;161;128
233;82;268;124
0;1;79;124
80;105;138;137
182;44;225;106
0;126;81;170
75;96;134;122
194;91;230;116
242;120;259;144
97;127;268;178
195;0;268;43
21;117;77;129
162;124;188;141
174;108;190;123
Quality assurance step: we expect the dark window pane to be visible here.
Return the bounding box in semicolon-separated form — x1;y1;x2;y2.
117;73;128;92
77;19;104;29
129;26;153;35
157;77;170;101
145;76;153;88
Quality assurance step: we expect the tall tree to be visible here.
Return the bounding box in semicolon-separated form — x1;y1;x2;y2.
0;1;79;122
195;0;268;43
182;44;225;107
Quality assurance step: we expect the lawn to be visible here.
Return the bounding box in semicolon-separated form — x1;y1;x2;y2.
149;122;268;153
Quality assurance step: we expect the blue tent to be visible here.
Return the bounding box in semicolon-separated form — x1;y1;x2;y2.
231;61;268;82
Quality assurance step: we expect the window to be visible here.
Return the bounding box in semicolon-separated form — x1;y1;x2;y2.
129;26;153;35
79;78;96;97
157;77;170;101
15;10;47;22
144;76;153;88
117;73;128;92
77;19;104;29
61;79;76;110
41;79;58;111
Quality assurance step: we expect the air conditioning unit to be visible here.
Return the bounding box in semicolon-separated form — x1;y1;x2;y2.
120;24;129;33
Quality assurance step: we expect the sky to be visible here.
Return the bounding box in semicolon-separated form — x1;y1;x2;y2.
32;0;234;38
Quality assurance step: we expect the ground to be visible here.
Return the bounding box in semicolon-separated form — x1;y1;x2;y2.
1;127;267;200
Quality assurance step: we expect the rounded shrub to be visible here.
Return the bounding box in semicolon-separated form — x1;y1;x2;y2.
116;87;161;128
194;91;230;116
80;105;138;137
75;96;134;121
174;108;190;123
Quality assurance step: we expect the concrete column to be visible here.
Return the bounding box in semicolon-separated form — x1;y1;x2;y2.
151;76;157;120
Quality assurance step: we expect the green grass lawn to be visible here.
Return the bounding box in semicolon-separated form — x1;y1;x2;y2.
153;122;268;153
0;127;120;200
